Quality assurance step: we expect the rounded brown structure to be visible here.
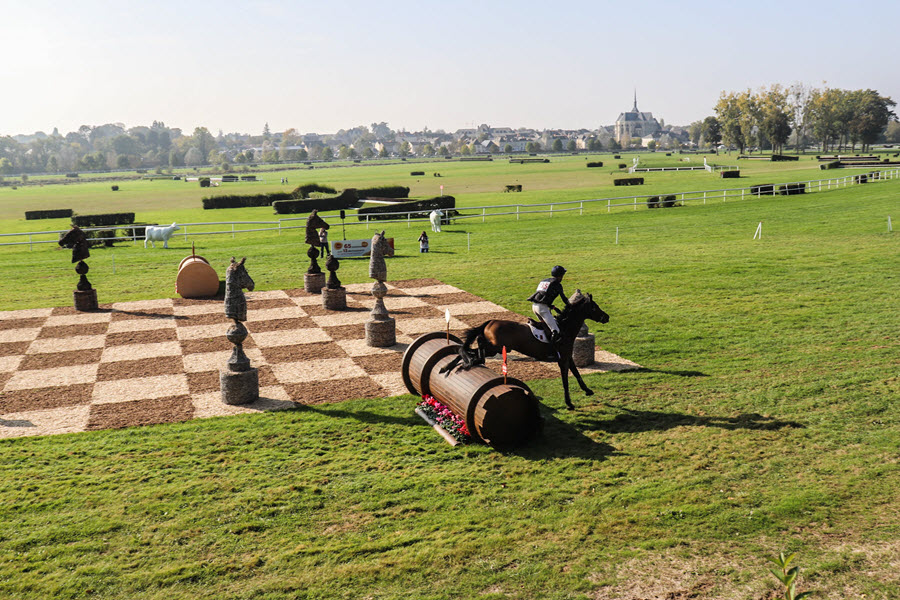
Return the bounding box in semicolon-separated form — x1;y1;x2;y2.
402;332;542;446
175;255;220;298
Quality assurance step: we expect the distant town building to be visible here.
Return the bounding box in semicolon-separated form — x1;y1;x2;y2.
614;93;661;146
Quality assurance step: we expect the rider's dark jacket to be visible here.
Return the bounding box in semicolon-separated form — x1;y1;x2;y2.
527;277;569;308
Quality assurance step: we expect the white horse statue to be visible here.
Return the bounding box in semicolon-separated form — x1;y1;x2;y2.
144;222;180;248
429;210;443;233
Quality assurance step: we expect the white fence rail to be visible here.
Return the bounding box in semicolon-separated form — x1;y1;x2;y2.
2;168;898;249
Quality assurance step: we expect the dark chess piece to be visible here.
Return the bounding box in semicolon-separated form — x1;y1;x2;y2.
221;257;259;405
325;253;341;289
59;226;98;311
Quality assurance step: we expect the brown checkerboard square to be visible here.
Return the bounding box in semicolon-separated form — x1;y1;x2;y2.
86;396;194;430
97;356;184;381
0;384;94;413
284;378;386;405
106;328;178;347
20;349;103;370
0;317;47;331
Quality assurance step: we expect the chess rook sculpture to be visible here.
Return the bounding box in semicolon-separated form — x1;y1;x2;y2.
303;210;329;293
220;257;259;405
58;226;98;311
365;230;396;347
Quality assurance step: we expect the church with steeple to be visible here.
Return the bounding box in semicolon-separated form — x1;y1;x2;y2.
614;92;661;146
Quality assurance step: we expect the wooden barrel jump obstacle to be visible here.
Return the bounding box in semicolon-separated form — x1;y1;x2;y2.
175;246;220;298
402;332;542;446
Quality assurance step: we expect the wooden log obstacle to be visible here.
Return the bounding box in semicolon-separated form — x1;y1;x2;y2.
401;332;542;446
175;249;220;298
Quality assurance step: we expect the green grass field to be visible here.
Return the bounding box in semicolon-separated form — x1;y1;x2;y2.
0;154;898;599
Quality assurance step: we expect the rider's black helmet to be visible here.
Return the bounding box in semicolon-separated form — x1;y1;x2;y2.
551;265;567;277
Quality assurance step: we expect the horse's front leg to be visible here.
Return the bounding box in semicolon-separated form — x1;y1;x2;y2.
569;361;593;396
558;361;574;410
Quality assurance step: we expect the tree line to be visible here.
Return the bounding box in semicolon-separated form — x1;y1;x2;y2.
689;84;897;154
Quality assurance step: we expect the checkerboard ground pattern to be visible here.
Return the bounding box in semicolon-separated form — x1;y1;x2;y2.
0;279;639;439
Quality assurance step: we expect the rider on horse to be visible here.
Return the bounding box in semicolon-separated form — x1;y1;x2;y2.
527;265;569;347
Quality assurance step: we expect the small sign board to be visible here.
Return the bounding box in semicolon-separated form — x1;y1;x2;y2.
330;238;395;258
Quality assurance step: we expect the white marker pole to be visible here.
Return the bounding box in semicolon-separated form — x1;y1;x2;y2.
112;253;115;274
467;232;470;252
753;222;762;240
615;227;619;245
889;216;893;232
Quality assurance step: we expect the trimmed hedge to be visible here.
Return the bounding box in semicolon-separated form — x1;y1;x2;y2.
646;196;660;209
779;183;806;195
355;186;410;200
293;183;338;199
662;194;677;208
72;213;136;247
586;162;603;168
25;209;74;220
461;157;492;161
771;154;799;161
618;163;627;169
719;170;740;178
222;175;239;182
410;171;425;176
199;178;211;188
272;189;359;215
241;175;257;181
509;158;549;164
853;174;868;184
357;196;456;221
613;177;644;186
65;173;79;178
751;183;775;196
819;161;841;170
111;185;119;191
202;193;293;210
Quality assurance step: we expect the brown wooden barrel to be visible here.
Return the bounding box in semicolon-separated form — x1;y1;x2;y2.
175;255;220;298
401;332;542;446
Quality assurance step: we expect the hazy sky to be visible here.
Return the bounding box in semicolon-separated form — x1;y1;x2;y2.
2;0;898;137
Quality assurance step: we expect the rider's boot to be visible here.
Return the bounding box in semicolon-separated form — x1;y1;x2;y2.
550;330;562;358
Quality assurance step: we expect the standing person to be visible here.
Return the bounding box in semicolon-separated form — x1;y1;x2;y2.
318;227;329;258
418;230;429;253
527;265;569;345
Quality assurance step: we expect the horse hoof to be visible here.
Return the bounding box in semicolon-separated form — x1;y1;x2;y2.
565;404;575;410
584;389;594;396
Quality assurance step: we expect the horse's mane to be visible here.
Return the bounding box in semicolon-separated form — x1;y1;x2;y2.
558;290;589;323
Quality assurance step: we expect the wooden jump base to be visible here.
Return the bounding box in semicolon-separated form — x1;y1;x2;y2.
401;332;542;447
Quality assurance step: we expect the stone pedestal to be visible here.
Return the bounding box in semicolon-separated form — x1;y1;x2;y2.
366;317;396;347
220;320;259;405
73;289;98;312
220;368;259;405
572;323;595;367
304;272;326;294
322;287;346;310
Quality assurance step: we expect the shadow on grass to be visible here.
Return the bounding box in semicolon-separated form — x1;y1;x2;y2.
501;407;619;461
581;405;804;434
628;367;708;377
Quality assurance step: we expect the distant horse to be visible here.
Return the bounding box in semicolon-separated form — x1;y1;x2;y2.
144;223;180;249
368;230;394;281
429;209;443;232
457;291;609;409
224;257;255;323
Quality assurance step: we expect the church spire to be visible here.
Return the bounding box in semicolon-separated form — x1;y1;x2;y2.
633;89;638;112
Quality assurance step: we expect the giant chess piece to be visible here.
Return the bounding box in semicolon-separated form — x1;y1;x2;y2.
58;226;98;311
303;210;328;293
365;230;396;347
220;257;259;405
321;252;346;310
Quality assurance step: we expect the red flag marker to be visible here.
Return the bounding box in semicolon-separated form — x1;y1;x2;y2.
502;346;508;383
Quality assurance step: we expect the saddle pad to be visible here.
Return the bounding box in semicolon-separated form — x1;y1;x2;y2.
528;322;550;343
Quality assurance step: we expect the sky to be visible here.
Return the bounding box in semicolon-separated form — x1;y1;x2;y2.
2;0;899;137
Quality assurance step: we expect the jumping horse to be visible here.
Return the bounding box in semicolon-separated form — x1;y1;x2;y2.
456;291;609;409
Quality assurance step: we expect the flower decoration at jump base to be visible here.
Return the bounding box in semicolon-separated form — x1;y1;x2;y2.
417;395;471;443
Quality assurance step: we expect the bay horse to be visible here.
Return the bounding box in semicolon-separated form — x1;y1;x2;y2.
458;291;609;409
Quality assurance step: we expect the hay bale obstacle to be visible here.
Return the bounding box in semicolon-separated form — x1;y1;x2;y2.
401;332;542;447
